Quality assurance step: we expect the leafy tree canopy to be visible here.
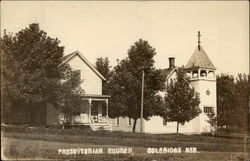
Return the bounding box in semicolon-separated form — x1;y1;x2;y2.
95;57;112;95
216;73;249;132
107;39;166;132
1;23;64;106
1;23;84;124
216;74;236;128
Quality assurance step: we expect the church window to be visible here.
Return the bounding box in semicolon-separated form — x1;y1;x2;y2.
192;70;198;78
200;70;207;77
204;107;213;114
127;118;132;126
208;71;215;78
186;71;192;78
116;117;120;126
206;89;210;95
163;118;167;125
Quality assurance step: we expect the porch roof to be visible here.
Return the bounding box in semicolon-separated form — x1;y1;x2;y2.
84;94;111;99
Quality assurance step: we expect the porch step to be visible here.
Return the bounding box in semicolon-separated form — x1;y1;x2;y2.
91;124;112;131
92;122;108;126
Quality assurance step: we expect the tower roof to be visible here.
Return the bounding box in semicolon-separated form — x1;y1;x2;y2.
185;46;216;69
185;46;216;70
186;31;216;70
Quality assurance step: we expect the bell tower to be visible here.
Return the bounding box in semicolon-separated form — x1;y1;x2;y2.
185;31;217;133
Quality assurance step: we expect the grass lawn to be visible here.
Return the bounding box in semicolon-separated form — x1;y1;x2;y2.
1;125;249;161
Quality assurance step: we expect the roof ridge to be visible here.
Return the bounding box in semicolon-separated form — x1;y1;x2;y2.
162;67;177;80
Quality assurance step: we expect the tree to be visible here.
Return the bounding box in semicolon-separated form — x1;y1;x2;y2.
163;67;201;134
216;74;236;129
193;73;249;134
234;74;249;132
108;39;165;132
57;64;85;128
95;57;112;95
207;109;217;134
1;23;84;125
216;73;249;132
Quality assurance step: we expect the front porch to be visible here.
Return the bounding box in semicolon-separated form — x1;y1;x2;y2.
72;94;111;130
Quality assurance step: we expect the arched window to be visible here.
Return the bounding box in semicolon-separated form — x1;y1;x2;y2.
208;71;215;78
200;70;207;77
186;71;192;78
192;70;198;78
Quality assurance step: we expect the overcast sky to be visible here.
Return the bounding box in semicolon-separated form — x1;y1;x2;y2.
1;1;249;75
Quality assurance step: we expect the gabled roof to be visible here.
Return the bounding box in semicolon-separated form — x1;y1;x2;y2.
185;46;216;70
62;52;75;62
61;51;106;81
162;67;177;80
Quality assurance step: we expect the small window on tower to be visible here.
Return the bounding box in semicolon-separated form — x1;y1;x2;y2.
200;70;207;77
192;70;198;78
186;71;192;78
208;71;215;78
204;107;213;114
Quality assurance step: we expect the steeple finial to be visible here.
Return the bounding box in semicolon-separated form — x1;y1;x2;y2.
198;31;201;50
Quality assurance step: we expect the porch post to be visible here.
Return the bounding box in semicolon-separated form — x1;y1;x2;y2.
105;99;108;117
88;98;92;121
198;69;201;79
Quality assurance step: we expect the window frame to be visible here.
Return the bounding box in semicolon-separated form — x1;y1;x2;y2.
204;106;213;114
127;118;132;126
116;117;119;126
163;118;167;126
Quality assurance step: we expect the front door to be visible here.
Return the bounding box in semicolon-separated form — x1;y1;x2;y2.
91;101;107;123
102;105;106;116
91;101;99;122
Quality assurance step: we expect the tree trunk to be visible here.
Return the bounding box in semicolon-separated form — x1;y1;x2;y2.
62;115;66;129
132;118;137;133
176;122;179;135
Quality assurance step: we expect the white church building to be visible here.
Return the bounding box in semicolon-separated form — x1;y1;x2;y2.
111;32;217;134
47;32;216;134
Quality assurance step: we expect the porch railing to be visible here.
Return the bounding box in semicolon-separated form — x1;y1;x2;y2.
91;116;109;123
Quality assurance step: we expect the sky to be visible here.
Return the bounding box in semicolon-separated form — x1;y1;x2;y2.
1;1;249;75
